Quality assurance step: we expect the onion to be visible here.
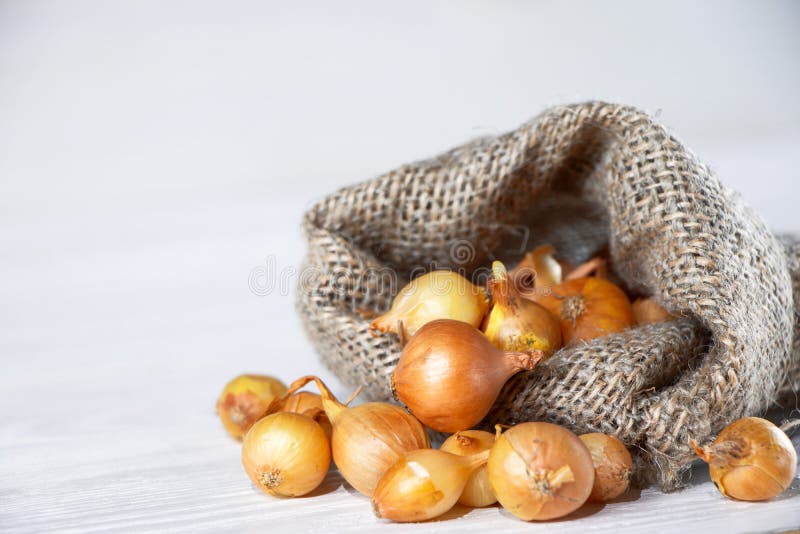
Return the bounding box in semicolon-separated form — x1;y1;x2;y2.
370;270;489;341
372;448;490;522
488;422;595;520
692;417;797;501
483;261;562;356
216;374;287;440
392;319;543;433
632;297;675;325
532;277;634;343
579;433;633;502
241;412;330;497
440;430;497;507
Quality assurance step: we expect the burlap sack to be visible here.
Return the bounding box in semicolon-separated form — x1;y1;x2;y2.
297;102;799;490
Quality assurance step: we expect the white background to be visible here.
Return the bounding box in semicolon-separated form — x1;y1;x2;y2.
1;1;798;532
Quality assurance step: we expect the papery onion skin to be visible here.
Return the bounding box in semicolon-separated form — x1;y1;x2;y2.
692;417;797;501
370;270;489;340
440;430;497;507
217;374;287;439
483;261;562;356
241;412;330;497
372;449;490;522
488;422;594;520
393;319;541;433
533;277;634;343
632;297;675;325
331;402;430;497
579;433;633;502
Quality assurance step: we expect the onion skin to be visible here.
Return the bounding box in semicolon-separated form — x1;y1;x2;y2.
632;297;675;325
692;417;797;501
440;430;497;507
579;433;633;502
372;449;490;522
488;422;594;520
393;319;542;433
533;277;634;343
370;270;489;340
241;412;330;497
483;261;563;356
217;374;287;440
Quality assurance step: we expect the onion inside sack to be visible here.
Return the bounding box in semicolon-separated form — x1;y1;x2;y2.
392;319;544;433
440;430;497;507
275;375;430;497
483;260;562;356
632;297;675;325
372;448;490;522
531;276;634;344
692;417;797;501
488;422;595;521
370;270;489;341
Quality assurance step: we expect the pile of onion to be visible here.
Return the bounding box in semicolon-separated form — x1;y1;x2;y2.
220;242;800;523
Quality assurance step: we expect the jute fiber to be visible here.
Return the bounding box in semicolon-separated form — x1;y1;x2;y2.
297;102;799;490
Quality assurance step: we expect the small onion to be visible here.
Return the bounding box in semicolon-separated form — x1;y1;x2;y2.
579;433;633;502
692;417;797;501
370;270;489;341
372;448;490;522
440;430;497;507
277;375;430;497
393;319;543;433
482;261;562;356
216;374;287;439
632;297;675;325
509;244;565;294
241;412;330;497
488;422;594;521
532;277;634;344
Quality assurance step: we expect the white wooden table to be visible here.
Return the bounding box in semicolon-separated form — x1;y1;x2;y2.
2;2;799;531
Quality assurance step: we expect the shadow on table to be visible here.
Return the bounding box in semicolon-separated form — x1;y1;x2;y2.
301;470;345;498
